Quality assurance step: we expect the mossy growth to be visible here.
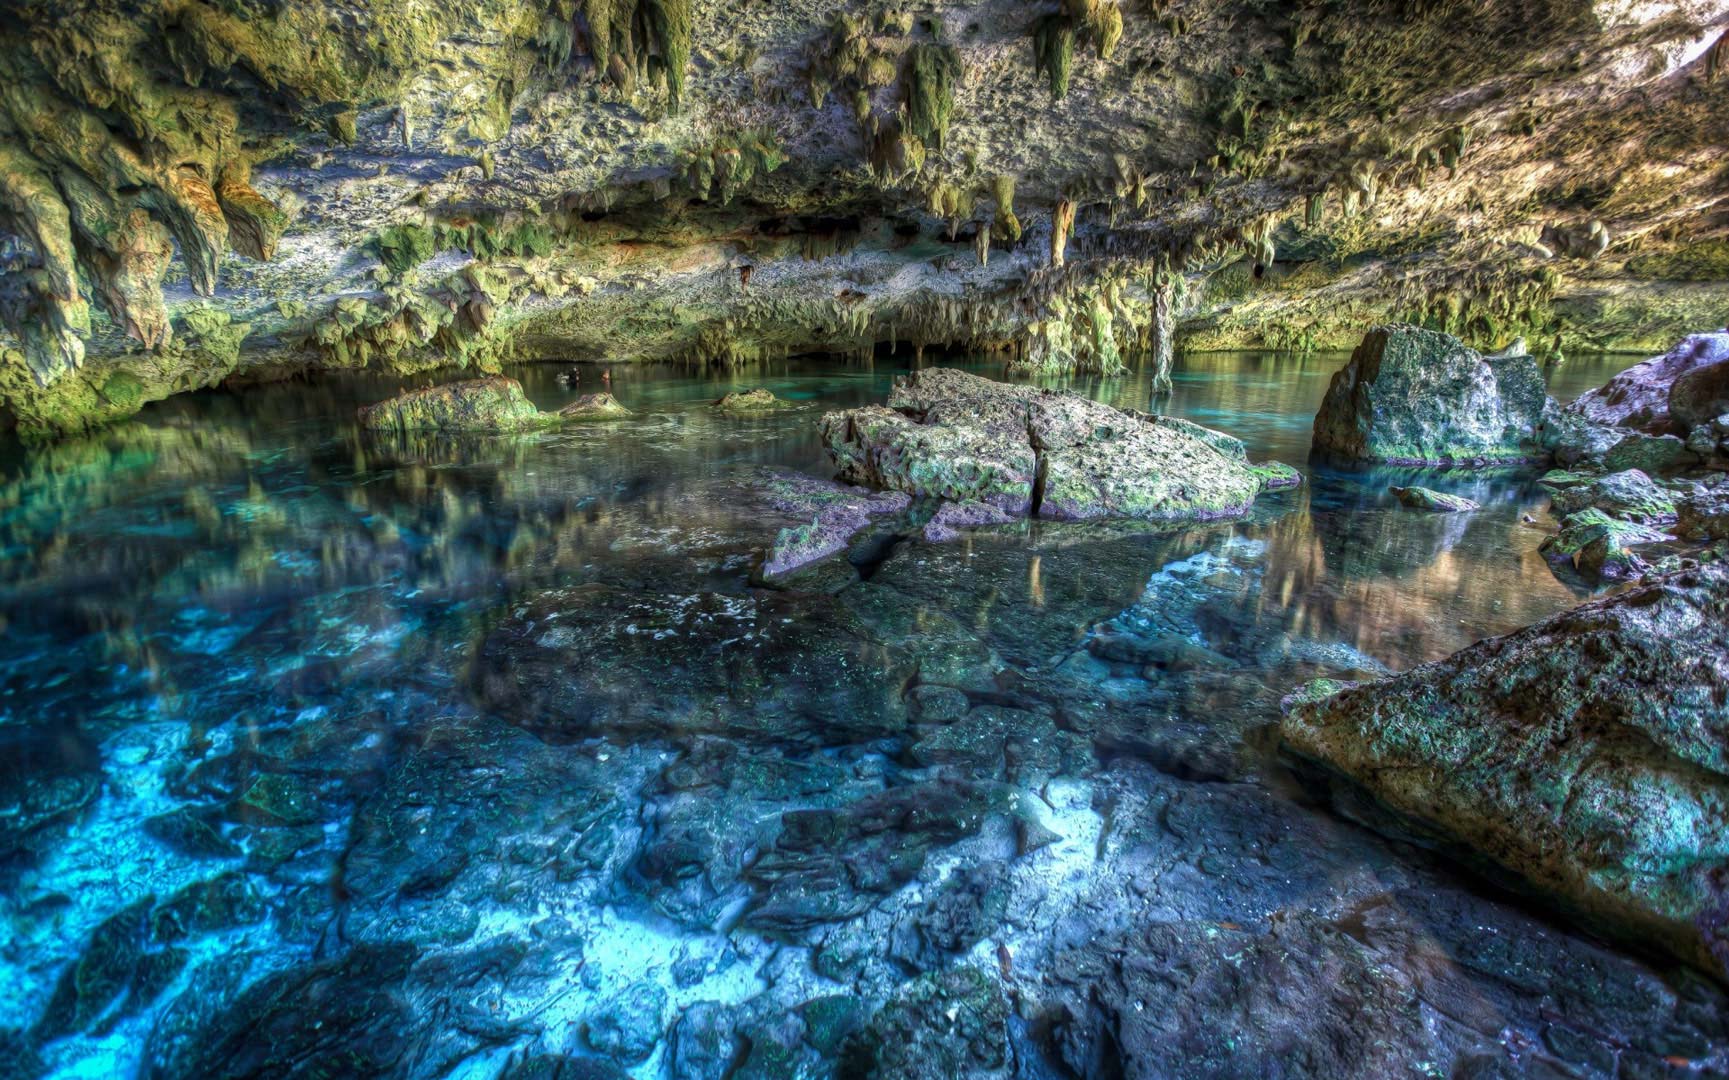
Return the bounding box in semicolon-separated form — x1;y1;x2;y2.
579;0;694;112
900;43;962;151
375;225;437;277
1625;238;1729;282
1030;15;1076;100
436;218;559;261
809;13;899;112
989;175;1021;244
682;129;786;204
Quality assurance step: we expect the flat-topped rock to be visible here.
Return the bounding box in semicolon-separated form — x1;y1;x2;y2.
1312;325;1548;466
1282;566;1729;979
713;388;793;412
357;376;549;433
1391;486;1479;512
823;369;1282;524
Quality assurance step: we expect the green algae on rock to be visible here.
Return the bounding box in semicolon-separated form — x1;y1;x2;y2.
1539;507;1672;582
1390;486;1480;513
713;388;793;412
1312;325;1549;466
357;376;550;433
821;368;1279;523
1281;565;1729;979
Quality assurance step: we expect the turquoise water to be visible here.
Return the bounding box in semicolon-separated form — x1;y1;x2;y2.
2;349;1722;1079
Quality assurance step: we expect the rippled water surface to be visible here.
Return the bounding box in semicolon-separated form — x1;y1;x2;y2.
4;349;1725;1080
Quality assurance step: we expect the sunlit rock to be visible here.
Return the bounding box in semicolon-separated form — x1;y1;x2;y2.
822;368;1280;524
1312;325;1549;466
357;376;550;432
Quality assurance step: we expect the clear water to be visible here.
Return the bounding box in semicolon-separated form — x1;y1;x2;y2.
2;350;1723;1079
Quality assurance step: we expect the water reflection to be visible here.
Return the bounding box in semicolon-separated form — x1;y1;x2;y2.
3;347;1706;1080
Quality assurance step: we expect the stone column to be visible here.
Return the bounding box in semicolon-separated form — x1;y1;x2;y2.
1148;273;1175;395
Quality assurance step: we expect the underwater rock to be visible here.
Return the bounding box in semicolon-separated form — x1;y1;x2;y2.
822;369;1267;522
1390;485;1479;512
713;388;793;412
1281;565;1729;978
0;725;101;859
472;584;993;746
358;376;550;433
1547;468;1677;525
585;982;668;1065
1311;325;1548;465
1566;331;1729;435
146;943;419;1079
558;392;633;420
845;965;1008;1078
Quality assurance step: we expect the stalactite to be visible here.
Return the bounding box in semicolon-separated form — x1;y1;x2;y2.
1051;199;1076;267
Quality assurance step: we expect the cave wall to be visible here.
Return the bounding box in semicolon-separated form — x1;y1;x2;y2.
2;0;1728;437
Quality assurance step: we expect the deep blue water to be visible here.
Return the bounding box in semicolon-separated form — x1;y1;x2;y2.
4;348;1721;1080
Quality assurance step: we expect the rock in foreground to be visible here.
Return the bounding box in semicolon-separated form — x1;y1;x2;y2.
1312;325;1548;465
820;369;1281;523
357;376;551;432
1281;566;1729;978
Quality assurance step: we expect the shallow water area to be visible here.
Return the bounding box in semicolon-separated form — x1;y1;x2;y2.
2;349;1725;1080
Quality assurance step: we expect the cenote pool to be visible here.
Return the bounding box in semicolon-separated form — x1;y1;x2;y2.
2;350;1725;1079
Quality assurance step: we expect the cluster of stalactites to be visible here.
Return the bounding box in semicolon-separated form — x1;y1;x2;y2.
0;9;317;385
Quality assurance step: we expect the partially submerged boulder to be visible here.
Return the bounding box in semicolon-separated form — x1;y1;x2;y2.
1566;331;1729;435
357;376;549;433
713;388;793;412
1311;325;1548;465
1390;486;1479;512
756;471;910;578
820;369;1283;524
1281;566;1729;979
1539;508;1672;582
558;392;632;420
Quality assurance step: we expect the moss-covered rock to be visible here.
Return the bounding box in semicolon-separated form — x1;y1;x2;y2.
1312;325;1549;466
1281;565;1729;979
713;388;792;412
821;368;1266;522
1391;485;1479;512
357;376;550;433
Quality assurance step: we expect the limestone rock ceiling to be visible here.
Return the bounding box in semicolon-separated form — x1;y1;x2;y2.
1;0;1728;437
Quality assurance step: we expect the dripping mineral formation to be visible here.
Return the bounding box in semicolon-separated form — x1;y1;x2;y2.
4;1;1729;437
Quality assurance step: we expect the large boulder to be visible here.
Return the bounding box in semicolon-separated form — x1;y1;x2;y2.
1671;359;1729;435
1565;331;1729;435
1281;566;1729;978
358;376;549;432
1311;325;1549;465
820;369;1275;523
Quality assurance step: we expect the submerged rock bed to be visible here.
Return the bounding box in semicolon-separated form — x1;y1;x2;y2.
0;355;1725;1080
